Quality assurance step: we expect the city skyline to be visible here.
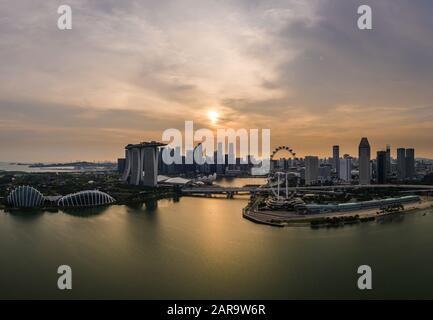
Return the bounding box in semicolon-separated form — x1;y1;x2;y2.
3;0;433;303
2;0;433;162
0;139;424;163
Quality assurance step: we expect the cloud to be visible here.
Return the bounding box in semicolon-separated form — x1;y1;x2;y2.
0;0;433;160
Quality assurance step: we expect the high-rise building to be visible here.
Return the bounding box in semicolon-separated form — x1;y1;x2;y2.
215;142;225;174
319;165;332;182
339;157;352;182
216;142;224;164
333;145;340;176
121;141;167;187
376;151;387;184
228;142;236;169
305;156;319;185
358;137;371;185
117;158;126;174
397;148;406;180
184;149;195;173
405;148;415;179
386;144;391;175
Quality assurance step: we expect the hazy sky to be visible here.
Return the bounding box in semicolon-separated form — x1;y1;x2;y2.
1;0;433;162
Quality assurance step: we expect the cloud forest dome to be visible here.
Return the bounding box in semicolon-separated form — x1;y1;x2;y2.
57;190;115;207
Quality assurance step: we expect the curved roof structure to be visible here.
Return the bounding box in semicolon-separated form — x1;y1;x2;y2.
7;186;45;208
157;175;170;183
57;190;115;207
163;177;192;185
157;175;192;185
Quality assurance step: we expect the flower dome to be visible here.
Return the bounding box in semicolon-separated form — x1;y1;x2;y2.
7;186;45;208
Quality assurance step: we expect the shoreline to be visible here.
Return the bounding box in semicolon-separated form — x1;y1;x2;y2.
243;197;433;228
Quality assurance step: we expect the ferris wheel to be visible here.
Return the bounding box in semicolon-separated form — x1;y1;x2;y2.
268;146;299;198
270;146;296;160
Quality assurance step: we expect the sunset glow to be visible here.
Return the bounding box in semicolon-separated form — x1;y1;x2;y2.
207;110;220;125
1;1;433;162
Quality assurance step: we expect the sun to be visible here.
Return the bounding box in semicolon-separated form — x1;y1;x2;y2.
207;110;220;125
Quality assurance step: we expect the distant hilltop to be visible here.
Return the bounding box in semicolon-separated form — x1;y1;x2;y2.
28;161;115;168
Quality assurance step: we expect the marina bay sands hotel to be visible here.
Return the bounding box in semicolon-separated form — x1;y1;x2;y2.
121;141;167;187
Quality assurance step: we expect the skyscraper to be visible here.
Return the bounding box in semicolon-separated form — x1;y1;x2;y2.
405;148;415;179
117;158;126;174
376;151;387;184
216;142;225;174
339;157;352;182
397;148;406;180
333;145;340;176
319;165;332;182
386;144;391;175
358;137;371;185
305;156;319;185
121;141;167;187
228;142;235;169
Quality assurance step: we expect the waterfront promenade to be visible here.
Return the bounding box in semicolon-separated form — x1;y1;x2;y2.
181;184;433;198
243;196;433;227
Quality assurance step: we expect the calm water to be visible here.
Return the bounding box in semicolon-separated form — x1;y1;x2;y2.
1;179;433;299
215;176;267;187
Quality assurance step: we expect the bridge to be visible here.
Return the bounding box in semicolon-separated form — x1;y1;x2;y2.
181;186;266;198
181;184;433;198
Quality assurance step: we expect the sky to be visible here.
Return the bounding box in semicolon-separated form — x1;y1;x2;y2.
1;0;433;162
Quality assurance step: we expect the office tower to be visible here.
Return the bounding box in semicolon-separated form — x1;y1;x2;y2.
121;141;167;187
386;144;391;175
305;156;319;185
228;142;235;168
185;148;194;164
173;146;183;173
405;148;415;179
397;148;406;180
339;157;352;182
270;159;277;172
117;158;126;174
185;149;194;172
333;145;340;176
376;151;387;184
278;158;287;170
214;142;225;174
216;142;224;164
358;137;371;185
158;148;169;174
319;165;332;182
